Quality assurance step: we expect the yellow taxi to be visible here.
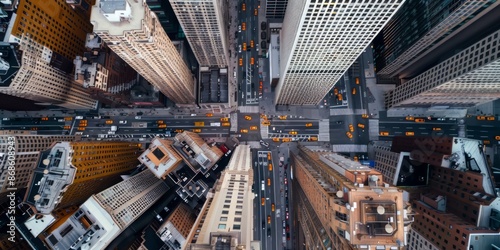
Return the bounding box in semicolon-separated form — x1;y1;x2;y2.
380;131;389;136
242;3;246;11
77;127;86;131
352;87;357;95
278;115;287;120
221;117;229;122
41;117;49;121
64;117;73;121
242;42;247;51
346;131;353;139
222;122;230;127
206;113;213;117
282;138;292;142
244;115;252;120
267;215;271;224
31;127;38;131
239;58;243;66
349;124;354;132
250;126;258;130
362;114;369;119
337;94;343;101
240;129;248;133
175;129;184;133
289;131;298;135
495;136;500;140
309;136;318;141
242;22;246;31
193;128;202;133
487;116;495;121
433;127;442;131
267;178;271;186
262;121;271;126
355;77;360;84
405;116;415;121
476;116;486;120
272;138;280;142
357;123;365;129
106;120;113;125
484;140;491;145
261;198;265;206
334;88;339;95
158;124;167;128
406;131;415;136
250;40;254;48
415;118;425;123
268;163;273;171
305;123;313;127
254;8;258;16
267;152;271;160
271;203;275;212
63;125;71;130
250;57;255;65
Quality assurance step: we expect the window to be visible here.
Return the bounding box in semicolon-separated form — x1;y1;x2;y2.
233;224;241;230
222;210;229;214
220;217;227;221
235;217;241;222
218;224;226;229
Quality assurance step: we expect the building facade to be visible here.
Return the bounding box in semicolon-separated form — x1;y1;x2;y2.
186;145;254;249
170;0;229;67
374;0;499;77
23;141;141;215
275;0;404;105
90;0;196;105
43;169;169;250
265;0;288;19
172;131;223;173
292;146;412;250
138;137;183;179
0;131;75;196
385;28;500;110
157;203;196;249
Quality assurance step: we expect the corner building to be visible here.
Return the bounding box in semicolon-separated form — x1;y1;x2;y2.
90;0;196;105
275;0;404;105
292;146;412;250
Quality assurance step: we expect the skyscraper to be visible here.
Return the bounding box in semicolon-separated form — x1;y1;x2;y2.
172;131;224;173
170;0;230;67
23;141;142;215
90;0;196;105
292;146;412;250
275;0;404;105
157;203;196;249
186;145;254;249
374;0;499;78
265;0;288;19
43;170;169;250
385;28;500;110
0;0;99;109
0;131;75;197
138;137;183;179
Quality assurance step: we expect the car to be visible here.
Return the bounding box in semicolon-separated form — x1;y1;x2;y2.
63;125;71;130
286;233;290;241
75;132;83;135
305;123;312;127
261;198;265;206
349;124;354;132
355;77;360;84
476;115;486;120
346;131;353;139
267;178;271;186
289;131;298;135
495;136;500;140
278;115;287;120
357;123;365;129
267;227;271;237
286;212;289;220
487;116;495;121
77;127;86;131
484;140;491;145
254;8;258;16
241;3;246;11
337;93;343;101
31;127;38;130
354;156;359;161
238;45;242;53
267;215;271;224
174;129;184;133
352;87;356;95
119;120;127;124
250;40;254;48
362;114;369;119
406;131;415;136
242;42;247;51
242;22;246;31
415;118;425;123
272;137;280;142
284;177;288;185
309;136;318;141
380;131;389;136
250;57;255;65
75;116;84;119
244;115;252;120
238;25;241;32
241;129;248;133
286;224;290;232
64;117;73;121
267;152;271;160
157;120;164;124
433;127;442;131
239;58;243;66
282;138;292;142
135;116;141;119
222;122;230;127
262;221;266;229
105;120;113;125
158;124;167;128
206;113;213;117
250;126;258;130
108;131;115;135
271;203;275;211
220;117;229;122
405;116;415;121
268;163;273;171
193;129;202;133
262;121;270;126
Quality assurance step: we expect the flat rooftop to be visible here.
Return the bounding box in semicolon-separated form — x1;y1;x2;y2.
91;0;145;35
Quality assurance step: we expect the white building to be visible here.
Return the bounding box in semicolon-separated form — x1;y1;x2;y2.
186;145;254;249
275;0;405;105
138;138;183;179
44;170;168;250
385;28;500;110
170;0;229;67
90;0;196;105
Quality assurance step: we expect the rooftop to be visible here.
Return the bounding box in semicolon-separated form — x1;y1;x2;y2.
172;131;223;172
138;138;183;179
91;0;143;35
0;42;21;87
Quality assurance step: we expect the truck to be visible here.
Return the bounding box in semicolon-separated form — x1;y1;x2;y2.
210;122;221;127
194;121;205;127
